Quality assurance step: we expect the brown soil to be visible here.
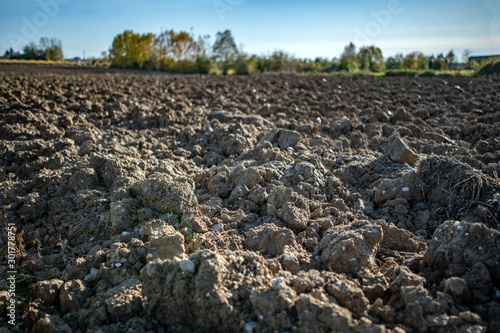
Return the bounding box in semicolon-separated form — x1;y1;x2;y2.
1;64;500;332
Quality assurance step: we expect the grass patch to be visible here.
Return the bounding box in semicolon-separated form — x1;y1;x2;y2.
0;59;77;66
385;69;475;77
0;58;111;68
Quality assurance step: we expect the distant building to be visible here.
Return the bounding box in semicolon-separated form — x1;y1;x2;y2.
67;57;82;64
469;55;500;63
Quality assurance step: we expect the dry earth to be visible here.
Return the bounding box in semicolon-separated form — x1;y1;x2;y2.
1;64;500;332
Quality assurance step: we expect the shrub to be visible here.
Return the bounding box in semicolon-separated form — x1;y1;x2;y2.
173;60;196;74
159;57;175;72
477;61;500;76
234;55;253;75
385;69;420;77
194;56;211;74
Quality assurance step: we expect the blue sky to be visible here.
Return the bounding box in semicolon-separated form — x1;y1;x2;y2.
0;0;499;60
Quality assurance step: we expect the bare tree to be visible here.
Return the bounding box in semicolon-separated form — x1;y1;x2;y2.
462;49;472;65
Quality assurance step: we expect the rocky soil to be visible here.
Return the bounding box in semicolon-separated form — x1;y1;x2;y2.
1;64;500;332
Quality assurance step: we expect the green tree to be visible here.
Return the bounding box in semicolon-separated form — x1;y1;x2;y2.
109;30;156;69
445;49;456;69
417;53;429;70
21;42;44;60
428;55;438;70
429;53;447;70
255;56;270;73
386;57;397;70
212;30;238;74
45;45;64;61
357;46;384;72
386;53;403;70
233;54;252;74
3;48;17;59
194;55;211;74
40;38;64;61
395;53;404;65
339;42;358;72
268;50;292;72
401;52;428;70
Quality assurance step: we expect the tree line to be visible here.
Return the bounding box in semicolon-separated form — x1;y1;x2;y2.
3;37;64;61
1;30;488;74
105;29;469;74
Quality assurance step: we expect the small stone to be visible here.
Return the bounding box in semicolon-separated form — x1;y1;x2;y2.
84;268;100;282
243;321;261;333
384;133;419;165
473;205;489;218
331;116;352;134
212;223;224;232
283;251;296;261
444;277;470;300
392;107;409;121
423;132;455;144
179;259;195;273
459;311;482;323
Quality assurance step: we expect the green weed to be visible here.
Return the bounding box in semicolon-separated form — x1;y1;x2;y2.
168;209;196;234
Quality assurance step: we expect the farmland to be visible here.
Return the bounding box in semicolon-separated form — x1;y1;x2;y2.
1;64;499;332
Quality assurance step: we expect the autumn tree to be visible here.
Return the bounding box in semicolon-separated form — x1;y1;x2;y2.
156;30;202;61
401;52;428;70
401;53;418;69
109;30;156;68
